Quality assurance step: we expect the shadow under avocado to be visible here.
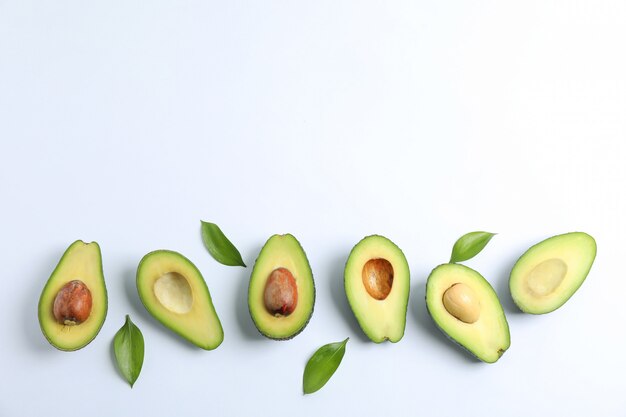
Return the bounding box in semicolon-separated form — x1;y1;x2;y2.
410;280;481;364
24;252;64;353
123;267;199;351
327;253;370;343
492;254;525;316
234;245;265;341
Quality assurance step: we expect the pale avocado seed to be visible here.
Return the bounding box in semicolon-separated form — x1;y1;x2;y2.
442;283;480;324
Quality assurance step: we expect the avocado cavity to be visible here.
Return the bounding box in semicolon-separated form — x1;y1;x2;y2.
526;258;568;297
153;272;194;314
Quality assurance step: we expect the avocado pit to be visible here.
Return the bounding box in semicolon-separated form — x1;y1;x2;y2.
442;283;480;324
264;267;298;316
362;258;394;300
153;272;193;314
53;280;93;325
526;258;567;296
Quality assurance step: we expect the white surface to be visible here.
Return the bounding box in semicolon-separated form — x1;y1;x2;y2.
1;1;625;416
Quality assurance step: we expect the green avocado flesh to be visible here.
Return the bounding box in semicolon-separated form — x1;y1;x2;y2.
344;235;410;343
38;240;108;351
426;263;510;363
248;234;315;340
136;250;223;350
510;232;596;314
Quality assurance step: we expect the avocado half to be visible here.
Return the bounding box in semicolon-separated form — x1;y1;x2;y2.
136;250;224;350
426;263;510;363
509;232;596;314
344;235;410;343
248;234;315;340
38;240;108;351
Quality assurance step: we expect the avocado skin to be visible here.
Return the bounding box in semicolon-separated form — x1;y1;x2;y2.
248;234;315;341
38;240;108;351
343;234;410;343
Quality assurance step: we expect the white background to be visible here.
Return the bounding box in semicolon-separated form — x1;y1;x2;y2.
1;1;625;416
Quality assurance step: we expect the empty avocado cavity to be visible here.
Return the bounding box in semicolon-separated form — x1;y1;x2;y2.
526;258;568;297
153;272;193;314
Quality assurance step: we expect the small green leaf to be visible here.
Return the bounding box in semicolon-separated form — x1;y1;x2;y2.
200;221;246;267
303;338;349;394
450;231;496;263
113;315;145;388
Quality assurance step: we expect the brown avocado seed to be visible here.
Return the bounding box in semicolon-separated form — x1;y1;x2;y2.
362;258;394;300
53;280;93;325
264;268;298;316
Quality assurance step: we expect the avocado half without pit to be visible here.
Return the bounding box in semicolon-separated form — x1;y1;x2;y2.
344;235;410;343
248;234;315;340
38;240;108;351
136;250;224;350
509;232;596;314
426;264;510;363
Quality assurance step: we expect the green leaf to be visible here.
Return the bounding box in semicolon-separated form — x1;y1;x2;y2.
303;338;349;394
113;315;145;388
450;231;497;263
200;221;246;267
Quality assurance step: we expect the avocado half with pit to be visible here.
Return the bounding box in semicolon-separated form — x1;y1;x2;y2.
248;234;315;340
426;263;510;363
136;250;224;350
344;235;410;343
509;232;596;314
38;240;108;351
